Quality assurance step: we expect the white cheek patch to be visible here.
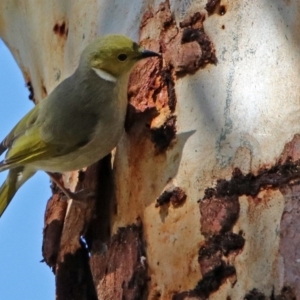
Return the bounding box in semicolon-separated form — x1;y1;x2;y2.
92;68;117;83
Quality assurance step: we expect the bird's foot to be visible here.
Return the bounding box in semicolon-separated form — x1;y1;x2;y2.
47;172;96;201
61;189;96;201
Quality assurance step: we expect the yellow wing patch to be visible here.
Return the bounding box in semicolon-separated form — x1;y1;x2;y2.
3;126;58;169
2;104;40;149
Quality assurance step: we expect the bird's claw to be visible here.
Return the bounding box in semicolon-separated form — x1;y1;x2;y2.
61;189;96;201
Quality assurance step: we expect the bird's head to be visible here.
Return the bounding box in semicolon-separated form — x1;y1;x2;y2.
81;34;160;81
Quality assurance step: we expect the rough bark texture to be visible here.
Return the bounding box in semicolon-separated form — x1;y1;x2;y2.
1;0;300;299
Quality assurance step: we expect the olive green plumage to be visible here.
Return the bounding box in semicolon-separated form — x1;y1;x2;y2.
0;34;159;217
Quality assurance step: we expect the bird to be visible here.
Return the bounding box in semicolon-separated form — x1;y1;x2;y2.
0;34;160;217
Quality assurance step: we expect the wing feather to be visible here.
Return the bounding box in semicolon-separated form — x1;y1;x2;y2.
3;127;57;167
0;104;40;155
0;114;72;170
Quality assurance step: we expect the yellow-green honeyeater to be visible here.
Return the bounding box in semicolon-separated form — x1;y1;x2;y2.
0;34;159;217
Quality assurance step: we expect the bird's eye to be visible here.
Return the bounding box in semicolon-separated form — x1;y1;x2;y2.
118;54;128;61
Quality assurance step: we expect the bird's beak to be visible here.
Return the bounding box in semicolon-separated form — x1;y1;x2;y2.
140;49;161;59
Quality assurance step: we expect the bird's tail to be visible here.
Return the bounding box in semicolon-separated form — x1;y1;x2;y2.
0;179;17;217
0;167;36;217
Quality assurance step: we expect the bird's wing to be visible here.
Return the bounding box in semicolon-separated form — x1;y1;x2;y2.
0;124;72;171
0;104;40;155
0;103;75;171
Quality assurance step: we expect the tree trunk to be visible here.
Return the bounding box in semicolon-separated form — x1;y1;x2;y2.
1;0;300;299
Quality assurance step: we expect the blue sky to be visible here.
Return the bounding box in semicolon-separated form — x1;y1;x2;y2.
0;39;54;299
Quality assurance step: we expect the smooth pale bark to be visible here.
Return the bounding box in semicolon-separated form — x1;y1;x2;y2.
1;0;300;299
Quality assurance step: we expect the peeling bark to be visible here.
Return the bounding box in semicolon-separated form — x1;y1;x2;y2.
43;157;113;298
42;193;67;269
244;286;296;300
127;0;216;154
91;224;148;300
156;186;187;207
